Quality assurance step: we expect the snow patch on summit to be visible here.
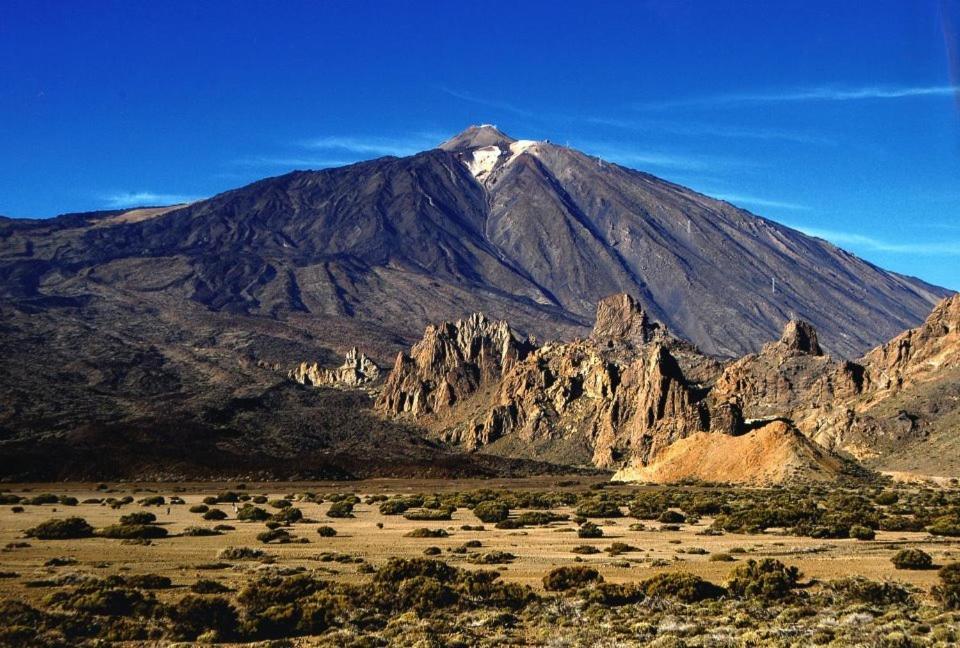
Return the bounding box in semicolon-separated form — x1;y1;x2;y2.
465;145;503;179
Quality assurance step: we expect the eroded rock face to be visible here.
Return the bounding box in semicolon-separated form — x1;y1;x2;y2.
374;291;960;482
374;312;532;416
290;348;380;388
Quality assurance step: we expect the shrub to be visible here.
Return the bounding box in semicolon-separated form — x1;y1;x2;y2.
375;558;458;583
404;528;449;538
584;582;645;606
727;559;800;600
424;546;442;556
138;496;165;506
272;507;304;524
119;511;156;525
189;504;209;514
237;506;270;522
543;566;603;591
182;526;222;537
576;500;623;518
379;499;413;515
891;548;933;570
466;551;516;565
935;563;960;609
123;574;172;589
191;579;231;594
473;501;510;523
875;491;899;506
167;594;238;641
203;509;228;521
257;529;293;544
828;577;911;606
928;518;960;537
658;510;686;524
571;545;600;554
404;507;453;521
269;499;292;509
97;524;168;540
641;572;725;602
850;525;876;541
25;517;94;539
605;542;638;556
316;526;337;537
578;522;603;538
710;553;736;562
217;546;265;560
326;501;354;518
516;511;568;526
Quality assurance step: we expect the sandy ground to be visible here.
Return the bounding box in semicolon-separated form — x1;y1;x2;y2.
2;480;958;605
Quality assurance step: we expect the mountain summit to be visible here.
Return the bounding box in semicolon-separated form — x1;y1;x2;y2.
439;124;517;151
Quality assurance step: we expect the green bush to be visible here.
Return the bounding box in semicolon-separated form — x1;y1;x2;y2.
257;529;293;544
203;509;228;521
404;507;453;521
182;526;222;537
25;517;94;540
928;518;960;537
167;594;238;641
578;522;603;538
375;558;458;583
316;526;337;537
404;528;448;538
543;566;603;591
575;500;622;518
217;546;265;560
584;582;645;606
473;501;510;523
119;511;156;525
658;510;686;524
466;551;515;565
237;506;270;522
138;496;165;506
827;577;911;606
326;501;354;518
189;504;209;514
891;548;933;570
935;563;960;609
191;579;231;594
269;499;292;509
850;525;876;541
727;559;800;600
571;545;600;554
97;524;168;540
641;572;725;602
272;507;304;524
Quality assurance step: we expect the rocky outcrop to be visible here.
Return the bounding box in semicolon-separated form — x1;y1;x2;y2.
290;348;380;388
374;313;532;417
374;292;960;482
861;293;960;395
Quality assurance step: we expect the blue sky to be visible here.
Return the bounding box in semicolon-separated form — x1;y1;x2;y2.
2;1;959;289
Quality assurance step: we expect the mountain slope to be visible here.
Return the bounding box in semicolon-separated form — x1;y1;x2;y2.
0;125;950;479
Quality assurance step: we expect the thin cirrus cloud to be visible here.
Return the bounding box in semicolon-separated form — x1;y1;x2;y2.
101;191;200;209
638;84;960;110
439;87;534;116
587;117;834;145
790;224;960;256
237;132;444;170
576;140;758;172
710;193;810;211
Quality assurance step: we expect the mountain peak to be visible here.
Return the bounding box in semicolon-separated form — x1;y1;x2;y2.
439;124;516;151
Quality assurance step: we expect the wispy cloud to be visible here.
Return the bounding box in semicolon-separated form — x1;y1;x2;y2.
587;117;833;145
234;155;355;169
439;87;533;116
575;141;758;172
639;84;960;110
711;193;810;211
101;191;199;209
300;133;441;157
790;224;960;256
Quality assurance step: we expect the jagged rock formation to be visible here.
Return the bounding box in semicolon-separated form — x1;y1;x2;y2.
375;313;533;416
376;291;960;482
290;348;380;388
